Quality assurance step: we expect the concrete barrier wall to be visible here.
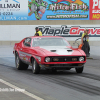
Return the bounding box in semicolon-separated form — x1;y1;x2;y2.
0;20;100;25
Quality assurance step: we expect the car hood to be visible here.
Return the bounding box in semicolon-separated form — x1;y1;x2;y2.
35;46;83;56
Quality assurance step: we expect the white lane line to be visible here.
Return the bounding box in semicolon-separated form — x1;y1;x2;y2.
0;79;44;100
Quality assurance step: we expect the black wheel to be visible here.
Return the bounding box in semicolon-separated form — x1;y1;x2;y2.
66;68;71;70
32;59;40;74
75;66;84;73
52;69;57;73
15;52;29;70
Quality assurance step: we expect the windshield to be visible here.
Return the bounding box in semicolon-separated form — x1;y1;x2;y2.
32;37;70;47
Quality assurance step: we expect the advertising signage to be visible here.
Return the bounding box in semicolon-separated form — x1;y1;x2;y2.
90;0;100;20
38;25;100;37
1;0;100;20
0;0;28;20
28;0;89;20
0;0;90;20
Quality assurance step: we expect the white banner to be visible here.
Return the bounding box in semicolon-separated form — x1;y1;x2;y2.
0;25;100;41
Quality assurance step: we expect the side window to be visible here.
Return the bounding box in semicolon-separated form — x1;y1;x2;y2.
24;38;31;47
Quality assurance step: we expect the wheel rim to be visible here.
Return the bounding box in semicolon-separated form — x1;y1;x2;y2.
16;55;19;68
32;60;36;72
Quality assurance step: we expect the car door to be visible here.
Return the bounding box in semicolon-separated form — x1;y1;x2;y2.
20;38;32;63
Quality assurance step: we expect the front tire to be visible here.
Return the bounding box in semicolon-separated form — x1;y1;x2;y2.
52;69;57;73
75;66;84;73
15;52;28;70
32;59;40;74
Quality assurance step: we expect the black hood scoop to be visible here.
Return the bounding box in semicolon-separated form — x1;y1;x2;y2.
50;50;56;52
67;50;73;52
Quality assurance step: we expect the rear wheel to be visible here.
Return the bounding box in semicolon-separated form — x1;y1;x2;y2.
32;59;40;74
15;52;28;70
52;69;57;73
75;66;84;73
66;68;71;70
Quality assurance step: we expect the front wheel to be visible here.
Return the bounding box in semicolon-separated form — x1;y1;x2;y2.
52;69;57;73
75;66;84;73
32;59;40;74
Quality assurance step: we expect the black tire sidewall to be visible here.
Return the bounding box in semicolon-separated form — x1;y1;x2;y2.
32;59;40;74
75;66;84;73
15;52;20;69
15;52;28;70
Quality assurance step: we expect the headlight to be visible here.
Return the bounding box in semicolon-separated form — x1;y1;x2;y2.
79;57;84;61
45;57;50;62
35;56;41;62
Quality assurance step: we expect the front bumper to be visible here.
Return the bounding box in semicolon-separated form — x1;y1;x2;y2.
39;63;84;70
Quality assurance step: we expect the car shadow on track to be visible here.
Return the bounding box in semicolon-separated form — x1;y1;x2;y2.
12;67;80;76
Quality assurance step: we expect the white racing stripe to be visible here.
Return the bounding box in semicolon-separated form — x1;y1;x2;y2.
0;79;44;100
40;46;73;55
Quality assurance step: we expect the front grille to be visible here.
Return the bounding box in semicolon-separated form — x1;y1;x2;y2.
49;56;85;62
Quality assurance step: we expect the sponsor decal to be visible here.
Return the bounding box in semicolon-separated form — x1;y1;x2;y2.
90;0;100;20
38;25;100;37
23;57;26;60
19;51;31;61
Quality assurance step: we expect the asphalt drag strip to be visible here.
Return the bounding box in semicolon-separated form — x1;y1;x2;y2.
0;79;42;100
37;74;100;96
0;55;100;100
0;63;100;96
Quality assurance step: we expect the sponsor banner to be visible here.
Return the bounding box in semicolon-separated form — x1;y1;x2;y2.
0;25;100;41
90;0;100;20
28;0;89;20
38;25;100;37
0;0;28;20
0;0;89;20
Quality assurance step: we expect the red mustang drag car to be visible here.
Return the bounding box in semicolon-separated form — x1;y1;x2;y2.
13;36;86;74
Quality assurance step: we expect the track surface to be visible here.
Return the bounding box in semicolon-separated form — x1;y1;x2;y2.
0;46;100;100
